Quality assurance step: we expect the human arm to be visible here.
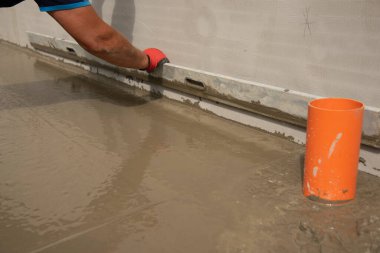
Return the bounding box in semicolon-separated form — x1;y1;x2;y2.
48;6;166;71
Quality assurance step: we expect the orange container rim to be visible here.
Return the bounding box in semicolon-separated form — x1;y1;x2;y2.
309;97;364;112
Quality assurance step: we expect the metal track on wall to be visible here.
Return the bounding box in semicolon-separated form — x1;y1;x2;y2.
27;32;380;149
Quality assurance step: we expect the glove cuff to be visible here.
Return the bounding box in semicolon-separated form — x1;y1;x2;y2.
143;48;169;73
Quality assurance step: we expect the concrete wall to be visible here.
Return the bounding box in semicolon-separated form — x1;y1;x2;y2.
1;0;379;108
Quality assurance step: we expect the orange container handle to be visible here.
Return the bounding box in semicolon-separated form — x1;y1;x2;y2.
303;98;364;204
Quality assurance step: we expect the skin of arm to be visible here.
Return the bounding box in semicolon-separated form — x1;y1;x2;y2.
48;6;149;70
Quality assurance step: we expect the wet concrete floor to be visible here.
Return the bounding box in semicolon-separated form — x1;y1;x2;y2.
0;42;380;253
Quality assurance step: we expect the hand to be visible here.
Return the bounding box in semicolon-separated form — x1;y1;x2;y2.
143;48;169;73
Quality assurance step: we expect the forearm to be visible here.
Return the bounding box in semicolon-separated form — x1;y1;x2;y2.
48;6;148;70
83;28;148;69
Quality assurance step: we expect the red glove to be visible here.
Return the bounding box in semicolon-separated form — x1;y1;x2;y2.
143;48;169;73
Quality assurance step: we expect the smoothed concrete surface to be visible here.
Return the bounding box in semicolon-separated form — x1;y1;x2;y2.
0;43;380;253
22;34;380;175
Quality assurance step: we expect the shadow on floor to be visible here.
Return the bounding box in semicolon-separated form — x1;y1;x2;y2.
0;60;159;111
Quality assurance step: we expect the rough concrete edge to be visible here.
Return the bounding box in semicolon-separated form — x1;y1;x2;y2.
3;36;379;177
26;31;380;149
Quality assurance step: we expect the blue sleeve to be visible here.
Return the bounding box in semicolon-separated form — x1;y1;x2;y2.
35;0;91;12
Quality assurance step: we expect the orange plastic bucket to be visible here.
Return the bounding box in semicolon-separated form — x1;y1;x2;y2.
303;98;364;204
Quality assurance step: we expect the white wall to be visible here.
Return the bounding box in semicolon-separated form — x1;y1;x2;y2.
1;0;380;108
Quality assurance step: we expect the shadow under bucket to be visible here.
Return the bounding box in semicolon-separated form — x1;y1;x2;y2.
303;98;364;204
